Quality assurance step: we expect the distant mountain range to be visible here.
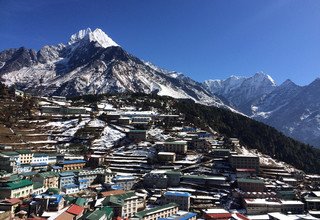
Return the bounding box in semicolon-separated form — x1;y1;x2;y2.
204;74;320;147
0;28;319;147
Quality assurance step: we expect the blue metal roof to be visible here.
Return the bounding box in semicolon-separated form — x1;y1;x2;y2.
59;172;75;177
31;163;48;167
63;184;79;189
60;159;86;165
164;191;191;197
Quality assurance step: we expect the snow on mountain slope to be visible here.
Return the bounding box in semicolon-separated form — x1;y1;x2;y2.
204;72;277;114
0;28;233;109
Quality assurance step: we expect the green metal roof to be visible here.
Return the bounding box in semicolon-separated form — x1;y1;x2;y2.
134;203;178;218
33;182;44;189
1;151;19;156
15;149;32;154
86;206;113;220
75;197;86;206
129;130;146;133
38;171;59;178
6;179;33;190
103;191;136;207
237;178;264;184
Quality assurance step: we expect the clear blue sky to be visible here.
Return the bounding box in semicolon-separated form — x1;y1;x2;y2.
1;0;319;85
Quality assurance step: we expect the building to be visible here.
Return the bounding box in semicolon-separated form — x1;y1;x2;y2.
32;194;64;211
162;141;188;154
127;130;147;142
143;172;168;189
31;153;49;165
0;198;21;213
305;197;320;211
164;191;191;211
158;152;176;163
237;178;265;192
0;178;33;199
181;175;226;186
244;198;281;215
280;200;304;214
33;171;59;189
212;149;231;158
0;154;18;174
85;206;114;220
58;159;86;171
158;211;197;220
62;184;80;194
16;150;33;164
112;176;138;190
59;172;76;189
229;155;260;173
166;171;182;187
133;203;179;220
103;191;139;218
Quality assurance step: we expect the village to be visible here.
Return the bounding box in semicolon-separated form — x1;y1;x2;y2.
0;93;320;220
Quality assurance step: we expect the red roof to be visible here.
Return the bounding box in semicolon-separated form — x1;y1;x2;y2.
4;198;21;205
204;213;232;220
236;168;256;172
232;213;250;220
67;204;84;216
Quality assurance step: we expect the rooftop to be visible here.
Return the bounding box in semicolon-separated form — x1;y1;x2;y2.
134;203;178;218
164;191;191;197
5;179;33;190
237;178;264;184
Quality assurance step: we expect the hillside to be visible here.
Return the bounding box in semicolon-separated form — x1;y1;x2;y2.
97;93;320;174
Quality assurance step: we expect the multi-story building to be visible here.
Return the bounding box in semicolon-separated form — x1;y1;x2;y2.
237;178;265;192
161;141;188;154
143;172;168;189
103;191;139;218
33;171;59;189
133;203;179;220
59;172;76;189
164;191;191;211
244;198;304;215
280;200;304;214
166;171;182;187
31;153;49;165
244;198;281;215
158;211;197;220
229;155;260;173
158;152;176;163
16;150;33;164
58;160;86;171
112;176;138;190
0;154;18;174
32;194;64;211
0;178;33;199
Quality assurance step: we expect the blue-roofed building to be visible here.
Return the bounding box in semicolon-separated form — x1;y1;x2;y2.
112;176;138;191
31;163;48;172
17;164;32;174
62;183;79;194
164;191;191;211
78;179;89;190
59;172;76;189
32;194;64;211
158;211;197;220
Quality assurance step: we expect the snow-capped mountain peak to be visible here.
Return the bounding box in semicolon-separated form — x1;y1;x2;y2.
252;72;276;86
68;28;119;48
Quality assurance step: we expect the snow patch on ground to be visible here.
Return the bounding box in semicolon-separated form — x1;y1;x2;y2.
92;126;125;149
